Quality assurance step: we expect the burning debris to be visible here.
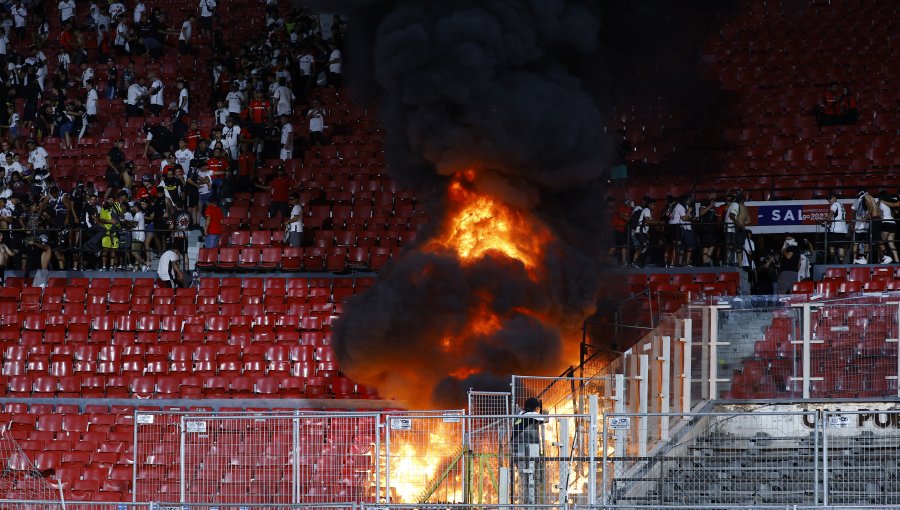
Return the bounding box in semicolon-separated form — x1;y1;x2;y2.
333;0;611;408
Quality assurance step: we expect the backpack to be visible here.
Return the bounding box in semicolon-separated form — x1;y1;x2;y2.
628;207;644;230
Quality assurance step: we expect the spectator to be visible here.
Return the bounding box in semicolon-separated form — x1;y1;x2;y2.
147;72;164;116
225;81;243;119
725;192;749;266
175;78;189;118
203;199;223;248
142;121;176;159
126;76;148;116
272;76;293;116
825;192;848;264
178;15;195;55
206;147;227;201
246;89;271;159
58;0;76;25
740;229;756;294
82;80;99;140
124;200;148;271
156;245;182;288
306;99;325;148
852;189;879;263
26;140;50;192
326;42;342;88
0;231;15;271
198;0;216;39
777;236;800;294
697;191;719;266
195;161;212;210
222;117;241;159
285;193;303;247
134;0;146;24
671;194;695;267
11;2;26;40
877;190;898;264
213;98;229;126
279;114;294;160
630;196;654;267
98;195;121;270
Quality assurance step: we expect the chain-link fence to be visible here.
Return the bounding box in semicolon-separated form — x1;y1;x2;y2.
135;410;380;505
601;411;821;507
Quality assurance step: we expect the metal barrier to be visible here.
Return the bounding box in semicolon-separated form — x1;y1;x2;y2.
134;410;381;505
601;411;822;507
134;409;598;507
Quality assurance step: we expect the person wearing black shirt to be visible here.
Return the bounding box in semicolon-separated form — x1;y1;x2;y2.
143;123;175;159
777;237;801;294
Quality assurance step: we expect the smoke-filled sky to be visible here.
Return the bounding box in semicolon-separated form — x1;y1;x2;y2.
330;0;613;408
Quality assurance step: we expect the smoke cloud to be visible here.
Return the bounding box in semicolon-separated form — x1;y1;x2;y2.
332;0;612;408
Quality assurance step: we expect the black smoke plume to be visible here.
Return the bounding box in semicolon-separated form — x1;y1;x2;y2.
331;0;612;408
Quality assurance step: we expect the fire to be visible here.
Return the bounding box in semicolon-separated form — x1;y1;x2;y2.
385;426;464;503
426;172;551;273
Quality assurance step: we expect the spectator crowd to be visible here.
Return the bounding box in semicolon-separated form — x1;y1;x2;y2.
0;0;346;278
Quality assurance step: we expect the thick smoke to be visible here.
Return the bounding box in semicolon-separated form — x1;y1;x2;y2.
332;0;612;408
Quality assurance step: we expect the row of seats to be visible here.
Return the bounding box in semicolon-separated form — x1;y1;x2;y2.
195;246;400;272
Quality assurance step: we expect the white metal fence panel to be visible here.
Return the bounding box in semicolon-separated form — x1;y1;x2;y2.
384;412;466;504
136;411;380;506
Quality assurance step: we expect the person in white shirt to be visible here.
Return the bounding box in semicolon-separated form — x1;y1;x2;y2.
630;196;654;267
279;115;293;161
297;49;315;94
1;153;23;180
198;0;216;38
108;2;125;19
0;28;8;66
157;246;182;288
327;43;342;88
11;2;27;40
213;99;229;126
147;72;164;116
307;100;325;147
81;63;95;88
126;77;148;116
5;105;19;144
825;192;848;264
114;16;128;53
176;78;189;116
82;80;99;140
124;201;147;270
271;77;293;116
58;0;76;23
26;140;49;171
225;82;243;117
284;193;303;247
222;118;241;159
133;1;145;24
178;15;194;55
174;139;193;170
196;162;212;205
669;194;696;267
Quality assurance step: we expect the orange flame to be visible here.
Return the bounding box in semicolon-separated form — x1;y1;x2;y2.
427;172;551;273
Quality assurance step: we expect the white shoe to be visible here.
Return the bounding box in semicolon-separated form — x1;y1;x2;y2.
882;256;893;264
855;257;868;264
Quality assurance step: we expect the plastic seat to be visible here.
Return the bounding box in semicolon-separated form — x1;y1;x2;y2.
217;248;239;269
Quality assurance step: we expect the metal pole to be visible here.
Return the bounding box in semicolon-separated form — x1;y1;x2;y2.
814;411;820;505
179;416;186;504
132;409;139;503
374;415;381;504
292;410;300;504
588;395;598;506
384;415;391;504
709;307;719;399
601;413;608;505
802;303;811;399
822;411;829;505
681;317;693;412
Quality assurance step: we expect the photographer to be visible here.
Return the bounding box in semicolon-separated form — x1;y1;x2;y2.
777;236;801;294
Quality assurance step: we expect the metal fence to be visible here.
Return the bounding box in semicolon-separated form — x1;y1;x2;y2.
134;410;380;505
600;409;900;508
712;299;900;400
134;409;598;507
